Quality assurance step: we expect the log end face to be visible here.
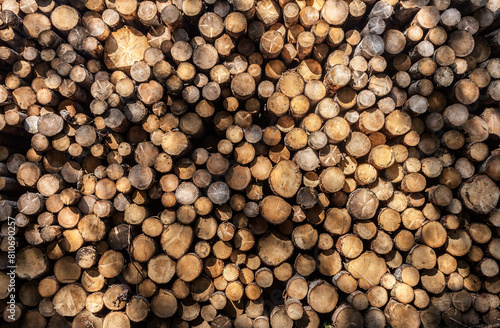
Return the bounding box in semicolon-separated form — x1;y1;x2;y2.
257;230;294;266
104;26;151;72
260;195;292;224
460;174;499;214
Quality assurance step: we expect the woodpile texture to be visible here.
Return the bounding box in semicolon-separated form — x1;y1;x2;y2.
0;0;499;326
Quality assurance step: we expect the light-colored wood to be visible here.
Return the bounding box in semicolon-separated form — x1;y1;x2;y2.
104;26;150;71
3;0;500;325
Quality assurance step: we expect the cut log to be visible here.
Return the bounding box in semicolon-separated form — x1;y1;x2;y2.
460;175;499;214
269;160;302;198
260;195;292;224
1;0;500;325
104;26;150;71
346;252;387;290
257;230;294;266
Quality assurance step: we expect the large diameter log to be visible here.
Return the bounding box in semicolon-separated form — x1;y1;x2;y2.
446;229;472;257
207;181;230;205
321;0;349;25
307;280;338;313
52;284;87;317
448;30;475;57
260;195;292;224
18;192;45;216
268;160;302;198
332;304;364;328
345;252;387;290
128;165;155;190
148;254;176;284
225;164;252;191
460;174;499;214
384;300;420;328
104;26;150;71
151;289;177;318
257;230;294;266
16;246;48;279
50;5;80;33
23;13;51;39
161;223;193;259
231;73;256;99
37;113;64;137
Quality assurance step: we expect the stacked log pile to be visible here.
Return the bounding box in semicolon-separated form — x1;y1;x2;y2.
0;0;499;326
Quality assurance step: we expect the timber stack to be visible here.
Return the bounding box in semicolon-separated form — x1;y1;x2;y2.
0;0;499;326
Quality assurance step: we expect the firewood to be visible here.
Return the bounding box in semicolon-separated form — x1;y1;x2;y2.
260;30;284;58
460;174;500;214
384;300;421;328
1;0;500;325
52;284;87;317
